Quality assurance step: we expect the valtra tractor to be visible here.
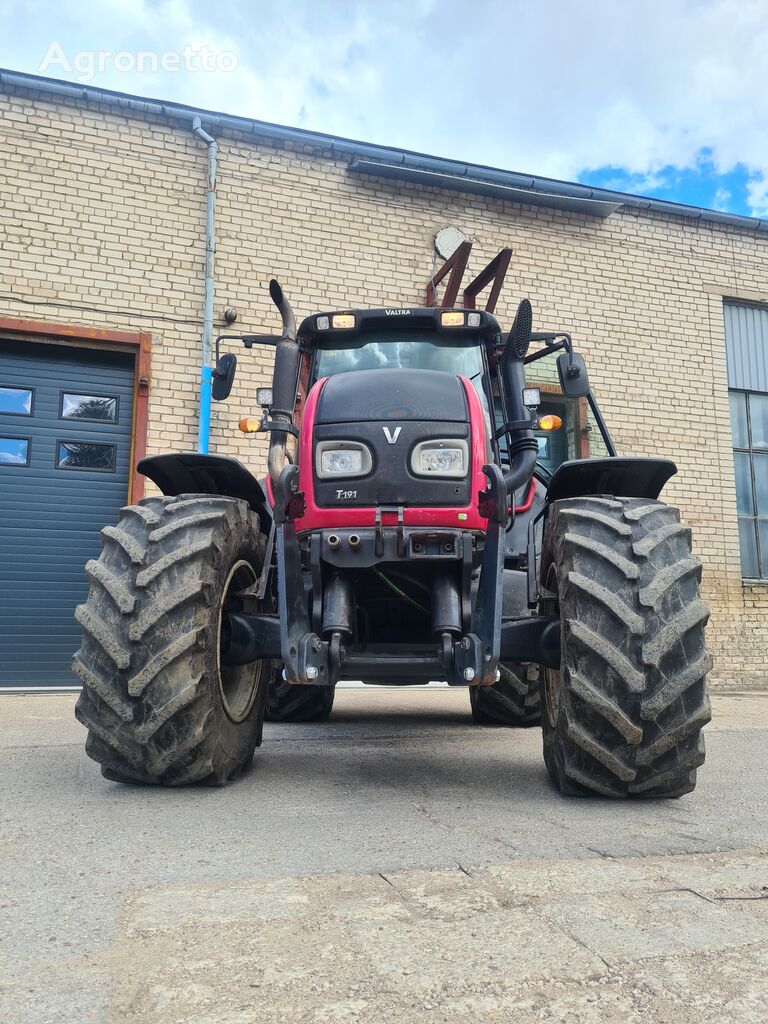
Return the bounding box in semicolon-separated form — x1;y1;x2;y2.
73;279;711;797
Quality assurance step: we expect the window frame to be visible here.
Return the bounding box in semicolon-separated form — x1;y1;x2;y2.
58;390;120;424
0;384;35;417
730;387;768;581
0;435;31;467
55;438;118;473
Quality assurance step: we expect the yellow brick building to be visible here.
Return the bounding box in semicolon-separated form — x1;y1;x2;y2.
0;69;766;688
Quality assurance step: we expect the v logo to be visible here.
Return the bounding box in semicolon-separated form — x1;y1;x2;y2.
382;426;402;445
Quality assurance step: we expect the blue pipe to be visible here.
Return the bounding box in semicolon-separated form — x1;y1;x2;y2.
198;364;213;454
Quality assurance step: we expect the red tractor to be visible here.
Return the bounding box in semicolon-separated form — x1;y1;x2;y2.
73;282;711;797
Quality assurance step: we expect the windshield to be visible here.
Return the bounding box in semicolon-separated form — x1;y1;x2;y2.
315;332;482;376
494;350;610;477
313;332;490;420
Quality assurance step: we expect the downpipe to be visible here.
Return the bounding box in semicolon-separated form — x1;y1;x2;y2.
192;116;218;454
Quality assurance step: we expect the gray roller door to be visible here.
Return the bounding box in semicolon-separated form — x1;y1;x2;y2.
0;339;135;687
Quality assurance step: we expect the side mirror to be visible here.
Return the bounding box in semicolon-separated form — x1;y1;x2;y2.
557;352;590;398
212;353;237;402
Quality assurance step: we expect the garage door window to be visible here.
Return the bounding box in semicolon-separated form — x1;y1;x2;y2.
60;392;118;422
0;386;33;415
57;440;116;471
0;436;30;465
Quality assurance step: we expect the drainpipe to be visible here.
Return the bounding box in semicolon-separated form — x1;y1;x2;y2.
192;116;217;454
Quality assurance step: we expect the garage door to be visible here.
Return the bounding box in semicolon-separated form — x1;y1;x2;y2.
0;339;135;687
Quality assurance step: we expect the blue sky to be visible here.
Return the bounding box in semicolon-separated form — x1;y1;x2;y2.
583;157;755;216
1;0;766;218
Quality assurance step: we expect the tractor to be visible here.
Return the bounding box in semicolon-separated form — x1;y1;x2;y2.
73;281;711;797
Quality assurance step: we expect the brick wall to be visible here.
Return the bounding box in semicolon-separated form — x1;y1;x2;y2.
1;84;767;687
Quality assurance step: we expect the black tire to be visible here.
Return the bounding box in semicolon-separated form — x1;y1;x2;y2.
265;674;335;722
73;495;269;786
539;496;711;799
469;663;541;726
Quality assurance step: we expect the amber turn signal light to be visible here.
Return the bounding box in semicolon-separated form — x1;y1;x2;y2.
238;417;262;433
538;414;563;431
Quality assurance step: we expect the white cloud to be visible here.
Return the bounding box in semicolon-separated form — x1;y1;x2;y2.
713;186;732;212
746;175;768;219
2;0;768;214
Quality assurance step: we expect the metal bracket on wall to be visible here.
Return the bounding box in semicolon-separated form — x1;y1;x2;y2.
425;243;513;313
425;239;473;308
463;247;512;313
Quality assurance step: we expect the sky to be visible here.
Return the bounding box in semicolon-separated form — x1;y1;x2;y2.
1;0;767;217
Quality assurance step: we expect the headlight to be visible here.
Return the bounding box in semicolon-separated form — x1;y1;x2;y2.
411;439;468;478
316;440;372;478
322;450;363;474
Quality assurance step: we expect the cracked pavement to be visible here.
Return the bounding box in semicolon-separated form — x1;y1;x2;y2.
1;689;768;1022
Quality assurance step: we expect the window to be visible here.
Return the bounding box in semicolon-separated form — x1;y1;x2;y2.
0;386;33;415
57;440;116;471
0;437;30;465
730;391;768;579
60;392;118;422
313;332;491;423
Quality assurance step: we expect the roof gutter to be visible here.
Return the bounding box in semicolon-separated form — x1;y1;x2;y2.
1;67;766;235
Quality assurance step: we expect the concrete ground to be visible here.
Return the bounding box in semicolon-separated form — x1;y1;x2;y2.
1;689;767;1024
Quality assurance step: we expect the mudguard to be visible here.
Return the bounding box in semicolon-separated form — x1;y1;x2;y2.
138;453;272;527
546;457;677;503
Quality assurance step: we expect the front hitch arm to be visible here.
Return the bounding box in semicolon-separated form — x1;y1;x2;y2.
454;464;508;685
273;465;331;685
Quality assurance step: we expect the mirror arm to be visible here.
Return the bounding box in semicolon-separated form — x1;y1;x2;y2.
524;339;568;365
586;392;617;457
214;334;281;364
559;333;578;374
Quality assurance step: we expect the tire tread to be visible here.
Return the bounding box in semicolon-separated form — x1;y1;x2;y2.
73;495;267;786
541;496;711;799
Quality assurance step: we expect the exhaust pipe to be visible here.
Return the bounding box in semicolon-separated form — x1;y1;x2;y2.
267;279;300;485
501;299;539;496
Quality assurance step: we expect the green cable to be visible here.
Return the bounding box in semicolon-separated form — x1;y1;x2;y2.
374;569;430;614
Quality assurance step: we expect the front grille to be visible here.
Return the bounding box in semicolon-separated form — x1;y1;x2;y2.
313;420;470;507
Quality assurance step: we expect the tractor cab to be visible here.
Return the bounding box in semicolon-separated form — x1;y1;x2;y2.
292;304;613;492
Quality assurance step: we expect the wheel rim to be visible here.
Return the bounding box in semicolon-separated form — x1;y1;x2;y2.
217;560;264;723
541;565;562;729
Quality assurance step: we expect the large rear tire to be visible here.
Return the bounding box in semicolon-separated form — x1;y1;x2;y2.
539;496;711;799
469;663;541;726
73;495;269;786
265;675;335;722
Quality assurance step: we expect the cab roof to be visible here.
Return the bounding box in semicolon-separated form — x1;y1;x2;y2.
298;306;500;344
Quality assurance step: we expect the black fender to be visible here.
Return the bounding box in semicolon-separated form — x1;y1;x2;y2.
137;453;272;528
545;457;677;503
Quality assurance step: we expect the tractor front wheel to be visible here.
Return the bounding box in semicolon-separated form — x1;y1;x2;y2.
266;674;335;722
73;495;269;785
539;496;711;799
469;663;541;726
